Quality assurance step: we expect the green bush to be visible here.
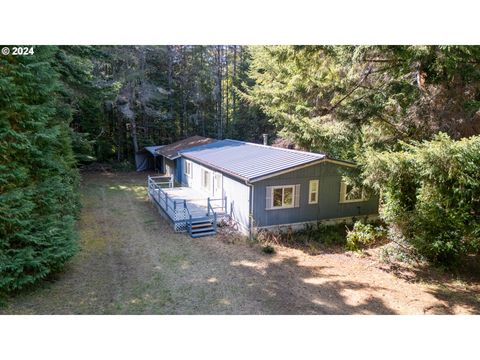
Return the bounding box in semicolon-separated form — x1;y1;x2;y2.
362;133;480;265
346;222;387;251
304;222;346;246
261;245;275;254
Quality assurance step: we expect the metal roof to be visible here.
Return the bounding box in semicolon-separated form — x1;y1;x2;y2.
156;136;216;160
144;146;164;156
179;139;327;182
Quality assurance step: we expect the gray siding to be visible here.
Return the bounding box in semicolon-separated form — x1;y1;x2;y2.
223;174;251;234
179;157;251;233
252;162;379;227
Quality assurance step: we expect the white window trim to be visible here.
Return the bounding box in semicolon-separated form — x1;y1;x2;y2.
184;160;192;177
271;185;295;209
201;168;212;191
214;173;222;196
339;181;368;203
308;179;319;204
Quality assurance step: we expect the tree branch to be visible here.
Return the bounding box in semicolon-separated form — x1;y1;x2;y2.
327;67;372;113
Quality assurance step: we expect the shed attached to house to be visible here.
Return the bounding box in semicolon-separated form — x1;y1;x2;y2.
179;139;379;235
155;136;215;181
135;145;164;172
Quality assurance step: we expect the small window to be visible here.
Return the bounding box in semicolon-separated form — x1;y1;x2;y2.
271;186;295;209
201;169;211;190
339;181;367;203
309;180;319;204
184;160;192;177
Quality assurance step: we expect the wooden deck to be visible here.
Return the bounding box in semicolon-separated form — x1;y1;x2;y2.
147;176;226;233
162;187;225;218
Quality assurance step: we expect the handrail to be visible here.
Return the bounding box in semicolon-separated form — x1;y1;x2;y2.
207;198;217;232
148;175;173;189
184;199;193;235
149;176;172;180
207;197;215;216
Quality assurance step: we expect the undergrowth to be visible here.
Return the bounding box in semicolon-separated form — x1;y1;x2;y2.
255;221;348;255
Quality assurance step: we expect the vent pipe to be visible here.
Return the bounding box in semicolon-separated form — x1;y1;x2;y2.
262;133;268;146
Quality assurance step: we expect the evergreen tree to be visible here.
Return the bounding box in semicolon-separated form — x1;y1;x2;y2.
0;46;80;292
247;45;480;158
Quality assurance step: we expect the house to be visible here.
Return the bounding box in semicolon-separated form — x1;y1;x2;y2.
135;145;164;172
178;139;379;235
147;138;379;238
155;136;215;181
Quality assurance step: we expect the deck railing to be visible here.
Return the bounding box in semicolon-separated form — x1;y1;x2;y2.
207;198;217;233
184;199;193;236
208;197;227;214
147;175;225;232
147;175;188;230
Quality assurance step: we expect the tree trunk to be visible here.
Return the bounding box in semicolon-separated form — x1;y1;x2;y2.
167;45;174;118
129;84;139;154
217;45;223;139
225;46;229;137
232;45;237;134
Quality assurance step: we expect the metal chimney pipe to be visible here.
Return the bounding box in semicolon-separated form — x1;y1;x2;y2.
262;133;268;146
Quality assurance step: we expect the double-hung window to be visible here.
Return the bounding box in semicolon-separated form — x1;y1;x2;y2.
308;180;319;204
184;160;192;177
201;168;212;191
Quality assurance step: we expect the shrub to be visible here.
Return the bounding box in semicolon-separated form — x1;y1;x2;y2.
262;245;275;254
255;222;347;255
346;221;387;251
304;222;347;245
361;133;480;265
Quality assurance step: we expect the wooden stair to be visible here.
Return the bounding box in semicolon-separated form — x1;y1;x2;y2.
188;216;217;238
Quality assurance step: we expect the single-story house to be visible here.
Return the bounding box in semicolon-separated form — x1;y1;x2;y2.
155;135;215;181
174;139;379;235
135;145;164;172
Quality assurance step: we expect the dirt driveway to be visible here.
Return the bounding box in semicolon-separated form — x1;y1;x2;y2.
2;172;479;314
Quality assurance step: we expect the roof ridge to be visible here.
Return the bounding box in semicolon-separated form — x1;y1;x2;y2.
223;139;325;158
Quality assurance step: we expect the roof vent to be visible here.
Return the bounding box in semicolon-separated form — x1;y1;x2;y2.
262;133;268;146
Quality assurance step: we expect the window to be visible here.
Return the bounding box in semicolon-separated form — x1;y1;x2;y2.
266;185;300;210
339;181;367;203
184;160;192;177
201;169;211;191
308;180;319;204
271;186;294;209
214;173;222;196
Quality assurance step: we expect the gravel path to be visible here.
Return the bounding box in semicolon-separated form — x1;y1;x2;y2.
2;172;478;314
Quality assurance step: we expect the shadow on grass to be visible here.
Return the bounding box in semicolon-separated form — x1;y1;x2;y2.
223;251;397;314
377;253;480;314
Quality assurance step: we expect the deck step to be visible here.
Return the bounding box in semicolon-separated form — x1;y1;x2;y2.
191;223;213;229
190;216;214;224
191;225;214;233
191;230;217;238
189;219;216;237
192;226;215;234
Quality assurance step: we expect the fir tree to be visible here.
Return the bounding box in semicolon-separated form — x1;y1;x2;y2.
0;46;80;293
